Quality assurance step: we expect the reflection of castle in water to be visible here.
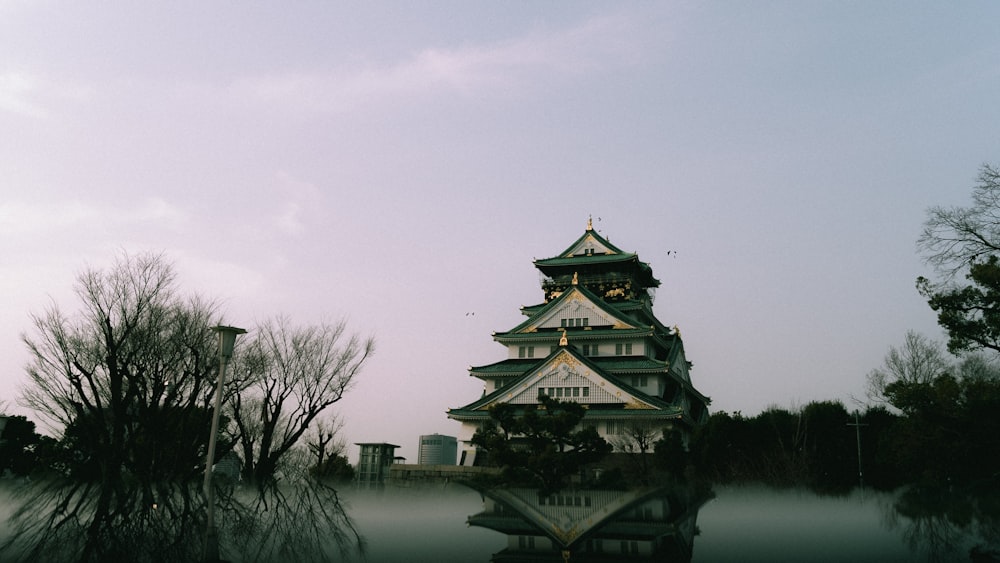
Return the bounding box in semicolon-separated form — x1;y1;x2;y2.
468;486;711;562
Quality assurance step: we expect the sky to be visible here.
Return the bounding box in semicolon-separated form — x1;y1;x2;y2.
2;2;999;462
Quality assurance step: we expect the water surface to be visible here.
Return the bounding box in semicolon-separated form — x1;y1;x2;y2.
2;480;996;562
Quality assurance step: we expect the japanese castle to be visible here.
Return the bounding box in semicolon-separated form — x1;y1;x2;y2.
448;219;710;466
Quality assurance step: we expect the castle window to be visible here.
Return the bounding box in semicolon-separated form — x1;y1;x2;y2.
561;317;589;328
518;346;535;358
542;386;589;399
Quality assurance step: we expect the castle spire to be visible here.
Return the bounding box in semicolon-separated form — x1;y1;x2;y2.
587;215;593;231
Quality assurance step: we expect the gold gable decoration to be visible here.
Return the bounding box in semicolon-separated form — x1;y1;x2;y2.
624;399;654;410
549;351;581;370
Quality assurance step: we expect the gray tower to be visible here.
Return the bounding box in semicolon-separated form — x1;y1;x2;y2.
354;442;399;487
417;434;457;465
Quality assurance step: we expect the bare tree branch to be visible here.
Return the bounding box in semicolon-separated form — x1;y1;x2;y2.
919;163;1000;277
865;331;950;405
229;316;375;486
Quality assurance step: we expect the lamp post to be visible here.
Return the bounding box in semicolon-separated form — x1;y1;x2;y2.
203;325;246;563
847;410;867;489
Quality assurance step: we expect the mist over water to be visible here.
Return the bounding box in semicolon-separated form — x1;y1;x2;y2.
695;486;913;563
0;480;996;562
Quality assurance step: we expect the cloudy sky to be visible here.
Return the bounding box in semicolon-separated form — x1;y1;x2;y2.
2;2;998;461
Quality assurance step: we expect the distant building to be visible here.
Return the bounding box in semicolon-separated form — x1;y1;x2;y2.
354;442;399;488
417;434;457;465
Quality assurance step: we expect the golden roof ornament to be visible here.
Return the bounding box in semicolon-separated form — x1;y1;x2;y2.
587;216;593;231
572;271;578;285
559;329;568;347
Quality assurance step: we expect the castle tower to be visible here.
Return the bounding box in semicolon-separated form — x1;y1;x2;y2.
448;220;710;466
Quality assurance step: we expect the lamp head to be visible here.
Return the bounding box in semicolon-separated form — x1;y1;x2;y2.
212;325;247;360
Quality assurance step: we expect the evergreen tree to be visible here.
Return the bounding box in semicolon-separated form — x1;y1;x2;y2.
471;396;612;492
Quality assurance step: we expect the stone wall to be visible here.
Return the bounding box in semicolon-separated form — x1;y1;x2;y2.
387;464;500;486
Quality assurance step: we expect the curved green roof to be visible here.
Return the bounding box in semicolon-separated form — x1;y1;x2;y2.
470;356;671;377
532;227;660;288
494;327;655;343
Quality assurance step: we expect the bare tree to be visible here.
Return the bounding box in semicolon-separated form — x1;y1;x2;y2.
866;331;951;405
306;415;347;469
919;163;1000;276
228;317;374;486
19;252;221;485
956;352;1000;381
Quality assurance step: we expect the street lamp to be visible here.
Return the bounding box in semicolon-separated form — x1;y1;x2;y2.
203;325;246;562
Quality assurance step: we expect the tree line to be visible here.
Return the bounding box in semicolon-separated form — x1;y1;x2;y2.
692;164;1000;491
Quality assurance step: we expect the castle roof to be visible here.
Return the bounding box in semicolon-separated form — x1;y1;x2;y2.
533;221;660;289
448;345;696;425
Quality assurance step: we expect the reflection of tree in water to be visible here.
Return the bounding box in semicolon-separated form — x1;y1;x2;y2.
223;481;364;562
2;479;205;562
1;478;363;563
880;482;1000;563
